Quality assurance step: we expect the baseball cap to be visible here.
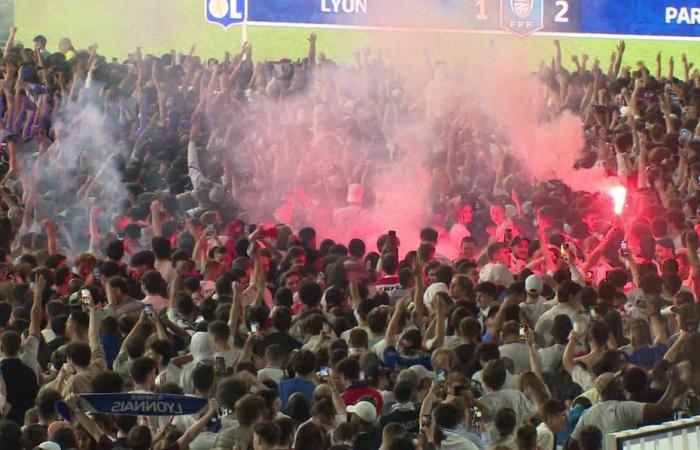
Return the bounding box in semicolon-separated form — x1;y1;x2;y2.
525;274;543;295
38;443;61;450
408;364;435;382
346;401;377;423
423;282;448;307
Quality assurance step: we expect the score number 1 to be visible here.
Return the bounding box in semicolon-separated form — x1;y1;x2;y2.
476;0;487;20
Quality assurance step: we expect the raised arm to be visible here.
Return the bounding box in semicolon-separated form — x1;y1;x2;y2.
43;220;59;255
308;33;317;67
150;200;163;238
228;282;242;334
431;295;447;350
487;295;515;339
385;299;408;348
176;400;219;450
29;274;45;337
3;27;17;57
562;330;579;374
410;257;426;324
88;295;100;350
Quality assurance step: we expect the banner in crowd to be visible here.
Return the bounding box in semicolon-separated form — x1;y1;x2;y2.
79;393;208;416
205;0;700;38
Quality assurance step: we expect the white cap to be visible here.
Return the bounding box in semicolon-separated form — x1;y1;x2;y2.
423;282;448;307
408;364;436;381
190;332;215;362
346;401;377;423
525;274;543;295
38;443;61;450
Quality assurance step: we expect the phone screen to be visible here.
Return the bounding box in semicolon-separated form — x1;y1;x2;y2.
144;304;153;316
251;322;260;334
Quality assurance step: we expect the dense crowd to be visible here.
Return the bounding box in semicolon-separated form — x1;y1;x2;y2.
0;23;699;450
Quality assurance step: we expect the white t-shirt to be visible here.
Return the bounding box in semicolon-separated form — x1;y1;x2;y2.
258;367;285;384
572;400;645;450
498;341;531;374
537;344;566;373
479;388;536;424
571;364;595;391
536;422;555;450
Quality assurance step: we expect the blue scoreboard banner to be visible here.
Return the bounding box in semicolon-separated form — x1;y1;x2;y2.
205;0;700;39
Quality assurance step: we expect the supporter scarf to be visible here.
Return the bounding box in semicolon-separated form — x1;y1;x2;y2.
79;393;208;416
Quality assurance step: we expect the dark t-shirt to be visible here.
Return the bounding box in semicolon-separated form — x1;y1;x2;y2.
380;407;420;433
454;343;479;377
1;358;39;424
253;331;302;357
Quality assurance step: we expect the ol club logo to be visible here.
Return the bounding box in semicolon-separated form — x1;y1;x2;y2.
205;0;246;29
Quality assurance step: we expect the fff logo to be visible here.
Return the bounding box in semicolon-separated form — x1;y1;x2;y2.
205;0;246;28
501;0;544;36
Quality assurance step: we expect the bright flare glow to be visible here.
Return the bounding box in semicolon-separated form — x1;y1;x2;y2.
610;186;627;215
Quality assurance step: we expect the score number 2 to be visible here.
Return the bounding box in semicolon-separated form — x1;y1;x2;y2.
554;0;570;23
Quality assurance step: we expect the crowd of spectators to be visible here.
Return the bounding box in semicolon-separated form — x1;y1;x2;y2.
0;25;699;450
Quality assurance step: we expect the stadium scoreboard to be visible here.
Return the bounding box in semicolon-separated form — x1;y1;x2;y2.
206;0;700;38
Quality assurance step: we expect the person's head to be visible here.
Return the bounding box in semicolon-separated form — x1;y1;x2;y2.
35;389;61;422
348;238;366;259
460;236;477;259
655;238;675;262
449;274;474;300
127;426;151;450
293;422;324;450
0;330;20;358
311;399;337;431
433;401;465;429
131;251;156;278
578;425;603;450
293;350;317;377
147;339;173;369
542;399;568;433
264;344;284;367
515;423;537;450
494;408;517;438
381;423;406;450
551;314;573;345
475;282;498;309
596;372;626;401
32;34;47;49
253;421;281;450
299;280;323;309
490;203;506;226
393;380;414;404
482;358;507;391
130;356;157;389
557;280;582;304
334;357;360;388
272;306;293;332
629;319;651;347
141;270;165;295
236;394;265;427
64;341;91;369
